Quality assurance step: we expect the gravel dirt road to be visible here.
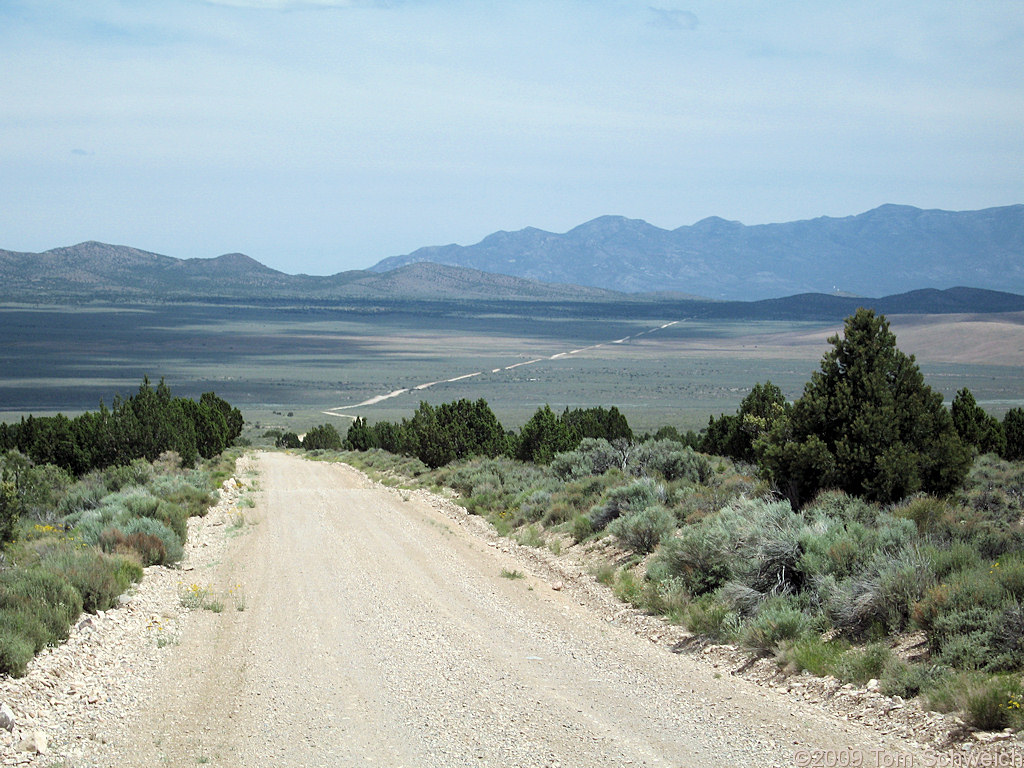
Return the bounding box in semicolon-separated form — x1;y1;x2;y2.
106;452;936;767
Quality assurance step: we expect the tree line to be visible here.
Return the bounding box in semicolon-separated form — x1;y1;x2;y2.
0;378;243;475
277;400;635;469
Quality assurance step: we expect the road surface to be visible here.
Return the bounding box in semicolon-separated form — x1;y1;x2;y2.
110;452;929;767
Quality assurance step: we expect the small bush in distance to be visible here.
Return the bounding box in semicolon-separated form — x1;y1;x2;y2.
571;514;593;543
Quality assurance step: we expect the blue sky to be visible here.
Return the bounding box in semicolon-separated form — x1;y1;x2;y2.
2;1;1022;275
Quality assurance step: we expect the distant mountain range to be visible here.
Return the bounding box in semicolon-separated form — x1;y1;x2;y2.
2;203;1023;319
0;241;623;303
371;204;1024;300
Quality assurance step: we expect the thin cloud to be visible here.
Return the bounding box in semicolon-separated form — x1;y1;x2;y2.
647;7;698;31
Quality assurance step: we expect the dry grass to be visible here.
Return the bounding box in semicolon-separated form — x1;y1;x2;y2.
886;313;1024;366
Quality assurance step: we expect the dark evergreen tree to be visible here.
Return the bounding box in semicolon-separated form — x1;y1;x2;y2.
302;423;343;451
408;402;455;468
0;380;241;475
951;388;1006;456
435;399;507;459
562;406;632;443
701;381;789;462
1003;408;1024;462
372;420;405;454
516;405;575;464
183;399;229;459
757;309;972;506
345;417;379;451
200;392;244;443
28;414;89;475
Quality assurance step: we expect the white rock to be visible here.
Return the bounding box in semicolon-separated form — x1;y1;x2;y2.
16;729;47;754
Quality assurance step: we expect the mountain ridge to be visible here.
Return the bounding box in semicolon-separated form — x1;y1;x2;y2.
371;204;1024;300
2;203;1023;318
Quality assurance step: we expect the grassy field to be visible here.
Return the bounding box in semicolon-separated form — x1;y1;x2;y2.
2;302;1022;436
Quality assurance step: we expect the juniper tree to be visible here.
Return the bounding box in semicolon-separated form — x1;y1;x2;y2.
951;388;1005;456
757;308;971;506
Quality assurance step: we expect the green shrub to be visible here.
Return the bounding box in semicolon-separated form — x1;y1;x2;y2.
0;568;83;653
540;501;575;527
804;489;878;526
40;544;141;613
593;563;615;586
893;496;949;535
834;642;891;684
102;459;154;491
935;628;993;671
58;477;107;515
517;490;551;523
777;634;850;677
798;519;880;580
550;439;621;479
116;516;182;564
718;581;767;618
149;473;216;518
994;556;1024;599
9;460;73;524
607;505;675;553
880;658;945;699
110;487;160;517
642;577;690;623
99;528;167;567
653;525;731;596
926;672;1024;731
824;549;934;635
589;477;662;531
550;471;622;514
632;441;712;483
988;601;1024;671
67;505;121;546
740;598;810;653
571;514;593;543
912;558;1024;672
682;594;740;642
0;625;35;677
150;501;188;543
612;569;644;608
965;676;1023;730
515;524;544;549
922;541;981;579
